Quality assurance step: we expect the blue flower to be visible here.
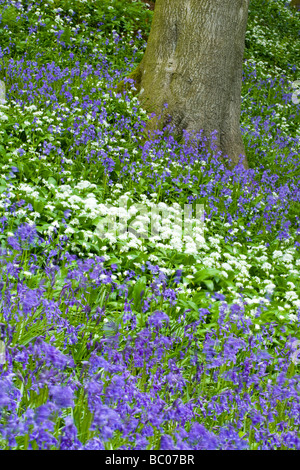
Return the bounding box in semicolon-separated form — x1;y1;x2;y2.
48;385;74;409
148;311;170;329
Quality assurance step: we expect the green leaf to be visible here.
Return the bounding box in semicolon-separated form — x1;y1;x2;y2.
47;177;57;187
33;198;46;213
203;280;214;291
132;276;147;310
194;268;220;283
186;300;200;312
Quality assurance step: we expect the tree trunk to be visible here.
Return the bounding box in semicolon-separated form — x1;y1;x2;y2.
290;0;300;11
134;0;250;169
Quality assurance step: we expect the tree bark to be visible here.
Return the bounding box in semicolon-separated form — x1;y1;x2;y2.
290;0;300;11
134;0;250;169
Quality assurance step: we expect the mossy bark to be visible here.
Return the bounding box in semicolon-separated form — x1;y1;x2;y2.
290;0;300;11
